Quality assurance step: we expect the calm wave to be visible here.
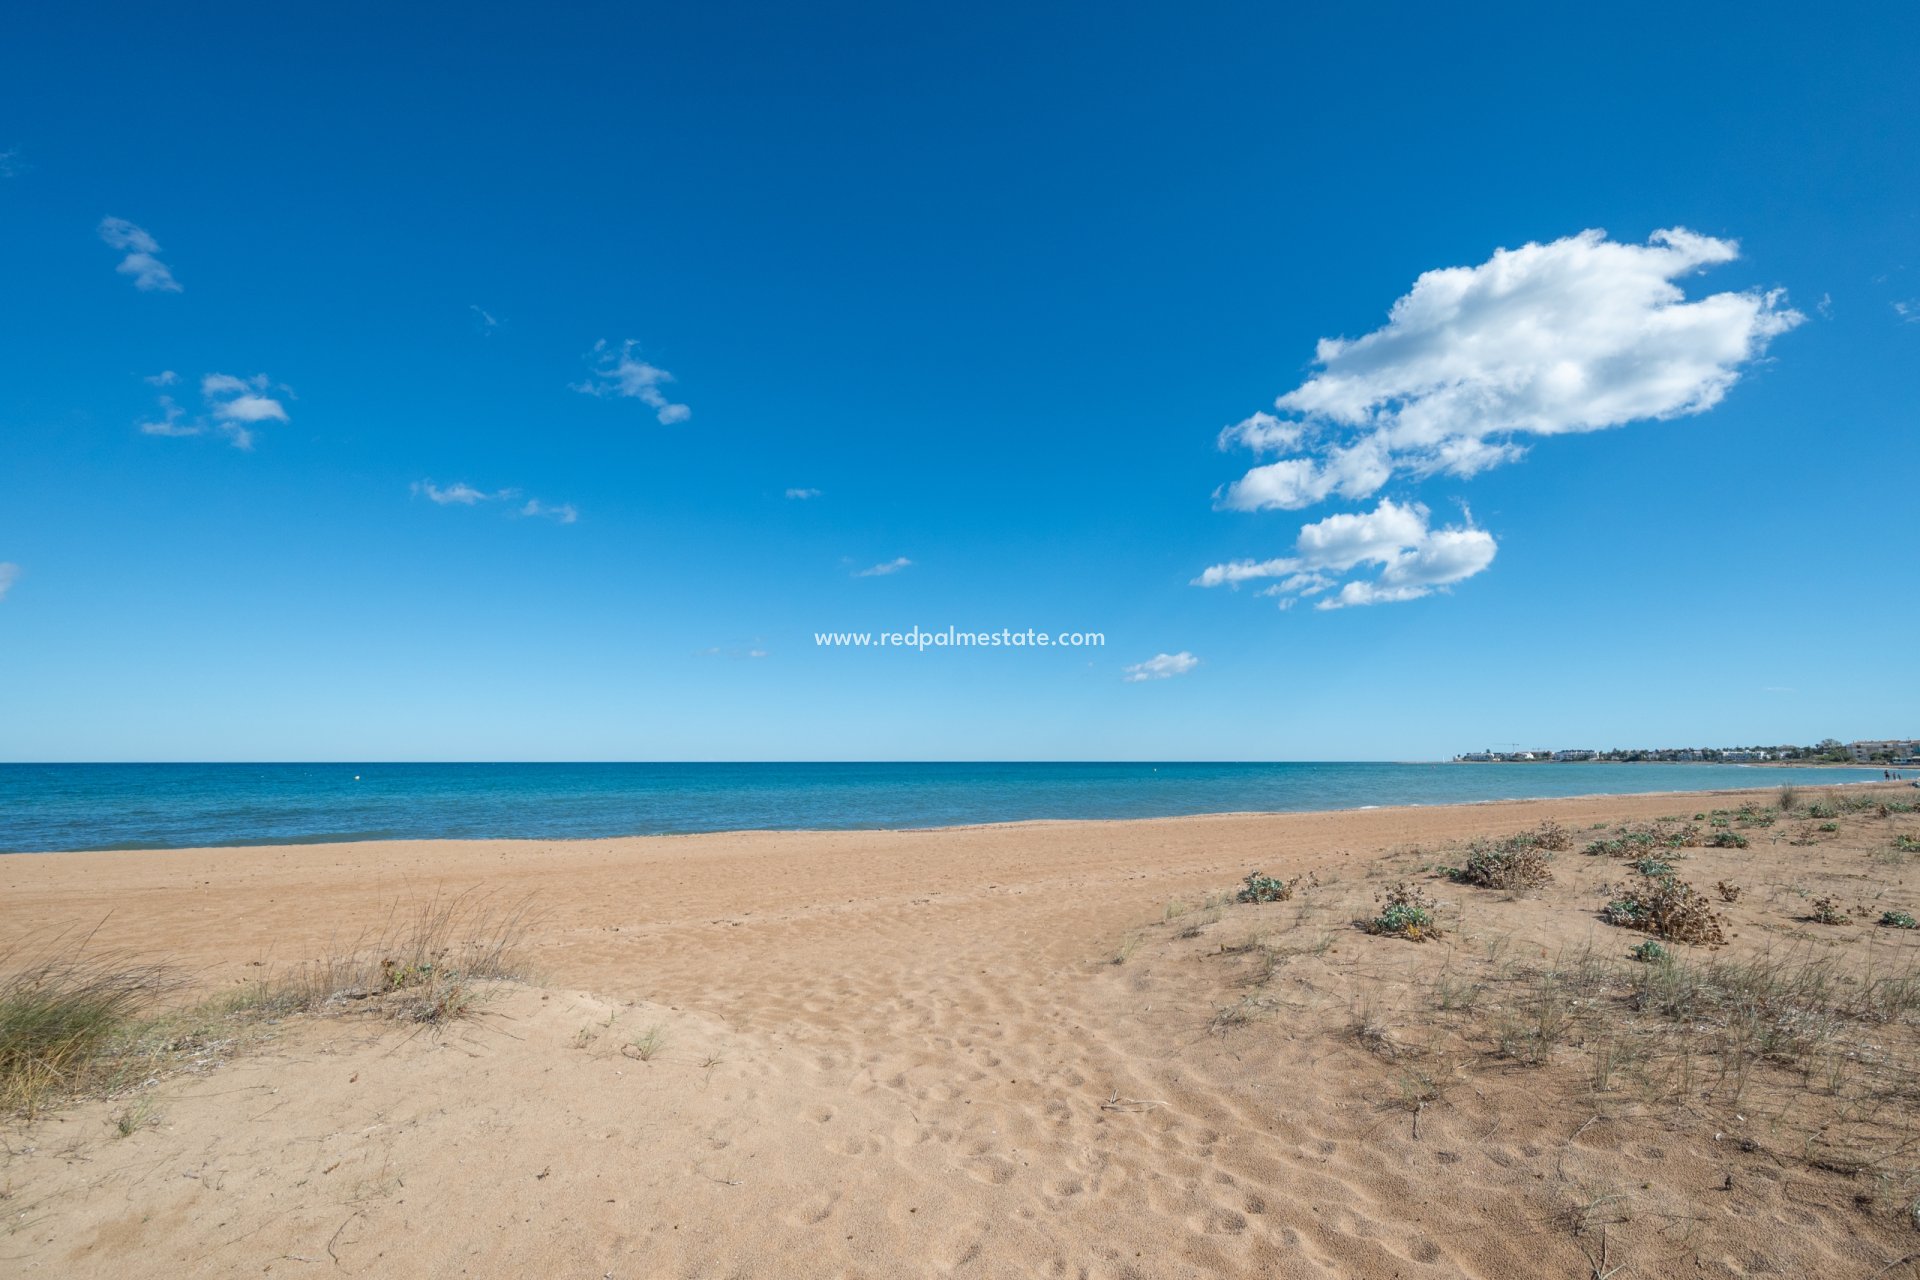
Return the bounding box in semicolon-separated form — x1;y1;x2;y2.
0;762;1891;854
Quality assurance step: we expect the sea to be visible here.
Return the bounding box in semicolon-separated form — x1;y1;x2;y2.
0;761;1894;854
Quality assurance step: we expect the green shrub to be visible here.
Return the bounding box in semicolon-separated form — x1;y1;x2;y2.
1629;940;1669;963
1235;872;1295;904
1880;910;1918;930
1709;830;1749;849
1365;882;1442;942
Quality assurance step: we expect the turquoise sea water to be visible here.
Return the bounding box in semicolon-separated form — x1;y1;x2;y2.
0;762;1893;854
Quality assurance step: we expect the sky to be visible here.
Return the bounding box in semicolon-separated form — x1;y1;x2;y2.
1;1;1916;762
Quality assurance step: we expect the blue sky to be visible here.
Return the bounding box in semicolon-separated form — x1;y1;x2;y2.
2;1;1916;761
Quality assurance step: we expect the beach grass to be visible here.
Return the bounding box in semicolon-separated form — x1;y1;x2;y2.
1;890;537;1120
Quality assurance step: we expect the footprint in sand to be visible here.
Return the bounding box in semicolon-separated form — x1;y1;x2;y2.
964;1155;1017;1185
1187;1205;1249;1235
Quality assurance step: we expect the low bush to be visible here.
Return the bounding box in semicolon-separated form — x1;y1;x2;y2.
1810;897;1849;926
1365;882;1442;942
1880;910;1918;930
1235;872;1295;904
1445;837;1553;890
1709;830;1749;849
1601;873;1727;945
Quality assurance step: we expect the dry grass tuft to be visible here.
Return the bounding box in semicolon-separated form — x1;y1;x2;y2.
234;889;538;1025
2;891;537;1121
0;930;180;1118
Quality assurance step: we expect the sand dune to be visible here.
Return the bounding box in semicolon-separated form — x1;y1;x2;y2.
6;785;1920;1277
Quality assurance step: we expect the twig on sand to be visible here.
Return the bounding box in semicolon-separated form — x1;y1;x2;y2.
1411;1102;1424;1140
326;1210;364;1266
1100;1090;1164;1113
1868;1255;1920;1280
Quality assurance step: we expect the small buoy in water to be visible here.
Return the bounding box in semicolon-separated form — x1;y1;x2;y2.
354;775;361;781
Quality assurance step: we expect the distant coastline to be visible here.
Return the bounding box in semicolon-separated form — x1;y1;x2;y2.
0;760;1895;855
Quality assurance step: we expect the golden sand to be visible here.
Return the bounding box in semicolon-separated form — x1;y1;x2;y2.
5;784;1919;1277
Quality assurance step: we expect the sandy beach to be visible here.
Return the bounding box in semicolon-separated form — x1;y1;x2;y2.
6;783;1920;1278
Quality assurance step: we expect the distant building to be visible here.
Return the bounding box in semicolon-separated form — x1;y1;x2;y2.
1850;739;1920;763
1552;749;1597;762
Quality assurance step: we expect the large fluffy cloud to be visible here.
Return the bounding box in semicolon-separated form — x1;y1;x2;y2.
1200;227;1798;612
1216;228;1801;512
1195;498;1495;610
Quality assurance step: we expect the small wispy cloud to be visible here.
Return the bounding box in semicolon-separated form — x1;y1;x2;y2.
138;396;199;438
413;481;497;505
201;374;289;450
786;487;822;500
411;480;578;524
1124;652;1199;683
854;556;912;577
518;498;579;524
136;372;289;449
574;339;691;424
0;562;19;602
0;149;22;179
470;305;501;335
99;216;181;292
1895;300;1920;324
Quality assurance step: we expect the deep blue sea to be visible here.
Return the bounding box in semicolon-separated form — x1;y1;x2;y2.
0;762;1893;854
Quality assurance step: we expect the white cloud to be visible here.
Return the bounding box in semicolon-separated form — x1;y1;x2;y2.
0;563;18;602
854;556;912;577
0;150;21;179
413;480;493;505
200;373;289;449
1123;652;1199;683
99;217;181;292
519;498;579;524
1216;410;1303;454
138;395;201;437
411;481;575;523
135;372;288;449
1196;498;1496;609
1215;228;1801;511
786;487;822;500
575;339;691;425
1895;300;1919;324
470;305;501;334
